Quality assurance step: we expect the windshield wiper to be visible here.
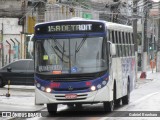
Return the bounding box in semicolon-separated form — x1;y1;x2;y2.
62;41;65;63
74;34;88;63
75;34;88;53
53;39;64;52
48;37;69;62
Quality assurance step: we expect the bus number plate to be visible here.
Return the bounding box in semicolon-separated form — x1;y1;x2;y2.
65;94;77;99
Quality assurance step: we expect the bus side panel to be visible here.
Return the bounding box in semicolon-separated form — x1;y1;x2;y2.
111;58;117;97
35;88;52;105
117;57;123;98
129;57;136;92
112;57;123;99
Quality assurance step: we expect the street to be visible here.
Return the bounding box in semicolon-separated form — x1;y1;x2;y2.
0;71;160;120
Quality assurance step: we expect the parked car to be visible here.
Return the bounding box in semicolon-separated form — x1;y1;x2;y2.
0;59;34;87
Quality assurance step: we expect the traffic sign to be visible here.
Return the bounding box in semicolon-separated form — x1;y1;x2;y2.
82;13;92;19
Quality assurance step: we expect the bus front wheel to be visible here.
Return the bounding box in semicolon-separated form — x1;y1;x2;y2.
103;87;115;112
103;82;117;112
47;103;57;115
103;101;114;112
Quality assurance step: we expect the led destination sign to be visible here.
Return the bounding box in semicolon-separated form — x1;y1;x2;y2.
35;21;105;35
48;24;92;32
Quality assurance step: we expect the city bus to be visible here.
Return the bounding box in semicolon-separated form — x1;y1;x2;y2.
33;18;136;114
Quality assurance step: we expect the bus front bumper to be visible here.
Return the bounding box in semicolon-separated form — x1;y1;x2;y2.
35;85;112;105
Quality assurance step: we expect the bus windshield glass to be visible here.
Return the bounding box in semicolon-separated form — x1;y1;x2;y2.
35;36;108;74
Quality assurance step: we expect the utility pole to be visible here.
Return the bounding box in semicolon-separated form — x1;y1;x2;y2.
133;0;138;81
156;2;160;72
140;0;148;78
1;23;4;66
37;2;45;23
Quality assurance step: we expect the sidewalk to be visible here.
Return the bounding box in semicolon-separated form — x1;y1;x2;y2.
0;86;45;112
136;68;160;88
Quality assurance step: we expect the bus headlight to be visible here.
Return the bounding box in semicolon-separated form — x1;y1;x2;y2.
46;88;52;93
90;86;96;91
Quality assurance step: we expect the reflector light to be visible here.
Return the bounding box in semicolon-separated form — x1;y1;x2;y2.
50;82;60;88
41;86;45;91
37;83;41;88
102;81;107;85
86;81;91;86
97;84;102;89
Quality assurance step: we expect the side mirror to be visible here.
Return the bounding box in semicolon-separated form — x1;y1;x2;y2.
7;67;12;72
110;43;116;56
28;40;33;53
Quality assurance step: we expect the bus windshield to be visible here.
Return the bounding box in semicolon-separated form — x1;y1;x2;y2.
35;36;108;74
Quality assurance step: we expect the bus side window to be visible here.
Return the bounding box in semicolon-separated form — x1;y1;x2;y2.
115;31;119;57
127;33;130;56
115;31;118;43
130;33;132;56
121;32;124;57
119;31;123;57
112;30;118;57
125;32;128;57
122;32;125;57
117;31;122;57
131;33;135;55
112;31;115;43
128;33;131;56
110;30;112;42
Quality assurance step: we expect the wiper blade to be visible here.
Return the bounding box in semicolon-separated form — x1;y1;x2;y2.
74;34;88;65
53;39;64;52
75;34;88;53
51;37;70;63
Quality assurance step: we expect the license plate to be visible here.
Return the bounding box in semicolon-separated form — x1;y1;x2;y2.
65;94;77;99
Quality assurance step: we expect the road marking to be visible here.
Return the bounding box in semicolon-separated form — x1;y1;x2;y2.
129;92;159;105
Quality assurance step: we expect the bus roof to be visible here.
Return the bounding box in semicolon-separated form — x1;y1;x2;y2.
35;17;133;33
104;22;133;32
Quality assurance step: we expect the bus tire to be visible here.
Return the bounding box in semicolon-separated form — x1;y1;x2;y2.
122;80;130;105
47;103;57;115
75;103;82;108
0;77;5;88
115;99;121;107
103;101;114;112
67;104;74;108
103;84;115;112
